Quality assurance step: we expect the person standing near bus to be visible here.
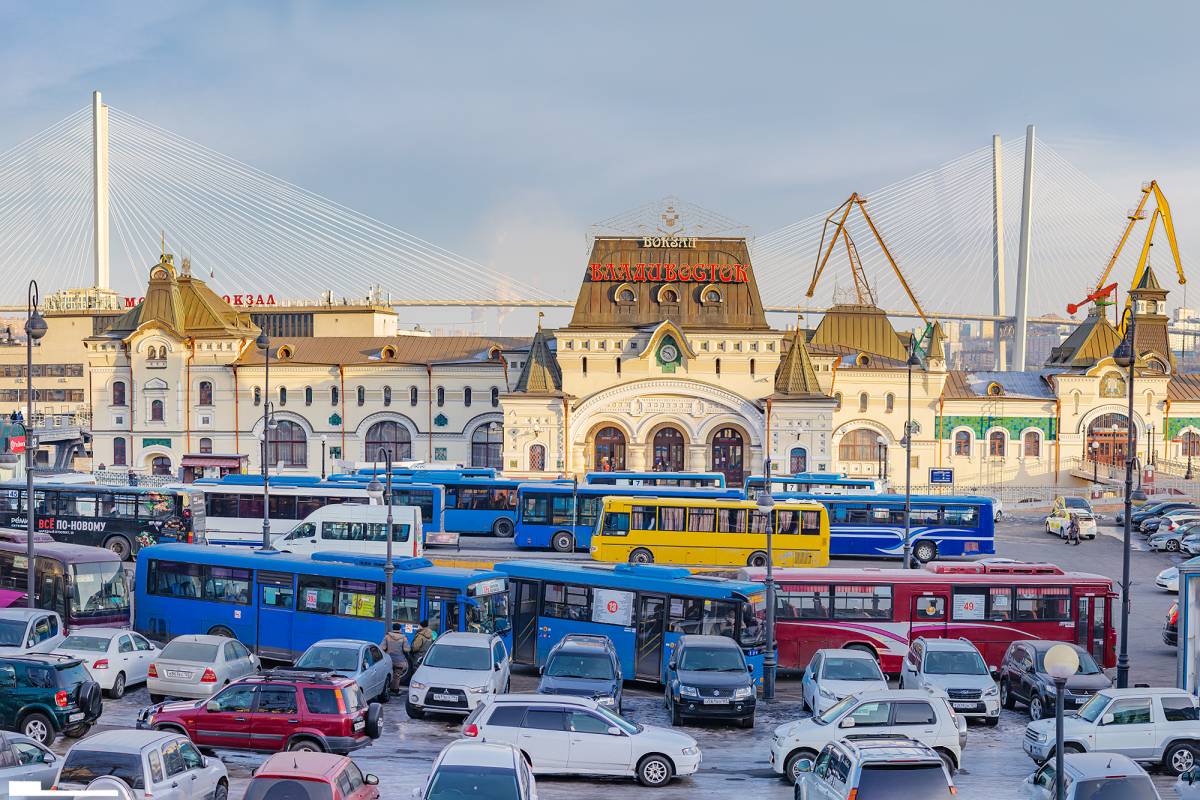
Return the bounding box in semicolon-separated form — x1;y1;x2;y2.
410;619;435;663
382;624;410;690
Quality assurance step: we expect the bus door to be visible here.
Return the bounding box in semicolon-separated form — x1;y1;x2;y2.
910;592;949;640
256;571;295;661
511;579;540;665
1074;594;1109;666
425;589;459;637
635;594;667;681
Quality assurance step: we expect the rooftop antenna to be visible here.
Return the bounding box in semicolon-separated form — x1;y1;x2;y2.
537;311;544;332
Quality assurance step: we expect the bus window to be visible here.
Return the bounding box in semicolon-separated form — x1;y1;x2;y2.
148;560;203;598
543;584;590;621
205;567;251;604
62;494;97;517
601;512;629;537
337;579;380;618
298;575;336;614
834;503;871;525
832;585;892;620
268;495;298;519
1016;586;1070;621
522;494;549;524
142;493;174;519
1;492;18;513
801;510;822;534
260;573;295;609
717;508;745;533
206;493;239;518
910;506;940;525
296;495;323;520
943;506;979;528
776;510;800;535
777;584;830;620
239;495;265;519
669;598;738;637
391;585;421;624
688;507;717;532
631;506;658;531
659;507;685;532
549;496;574;525
578;496;603;526
740;596;766;646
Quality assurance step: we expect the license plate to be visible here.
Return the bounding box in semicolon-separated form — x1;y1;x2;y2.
702;698;729;705
69;712;84;722
353;720;365;731
952;702;975;710
433;693;457;702
165;670;190;680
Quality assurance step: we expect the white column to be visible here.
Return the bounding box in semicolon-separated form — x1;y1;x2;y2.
92;91;110;290
992;134;1008;371
1012;125;1035;371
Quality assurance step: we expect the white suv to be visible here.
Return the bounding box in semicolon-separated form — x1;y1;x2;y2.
769;688;967;784
899;637;1000;725
464;694;701;787
407;631;510;718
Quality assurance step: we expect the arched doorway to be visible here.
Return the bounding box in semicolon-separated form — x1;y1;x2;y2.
789;446;807;473
711;427;745;486
594;426;626;471
365;420;412;461
1087;412;1136;467
652;427;685;471
471;423;504;469
151;455;172;477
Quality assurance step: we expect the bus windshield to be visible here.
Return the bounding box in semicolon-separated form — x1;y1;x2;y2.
466;591;510;633
740;596;766;648
70;561;129;619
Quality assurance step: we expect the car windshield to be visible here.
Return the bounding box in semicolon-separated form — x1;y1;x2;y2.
296;646;360;672
1071;776;1158;800
822;656;884;681
856;764;949;795
1037;648;1102;675
594;703;641;734
924;650;988;675
160;641;218;663
546;652;614;680
426;766;519;800
815;695;857;725
59;750;145;790
679;646;745;672
1077;693;1111;723
422;644;492;671
60;635;112;653
245;779;334;800
0;618;28;647
69;561;130;618
1064;498;1091;510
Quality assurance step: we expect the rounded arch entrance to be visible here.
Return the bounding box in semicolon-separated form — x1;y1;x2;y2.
707;424;749;486
1086;412;1136;467
586;421;629;472
647;423;688;471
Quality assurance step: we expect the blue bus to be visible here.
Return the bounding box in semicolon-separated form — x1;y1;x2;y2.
743;473;884;497
494;560;767;685
514;483;744;552
585;471;727;488
134;544;510;661
777;493;994;561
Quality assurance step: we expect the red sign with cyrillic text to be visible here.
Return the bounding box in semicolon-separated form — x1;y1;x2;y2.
588;263;748;283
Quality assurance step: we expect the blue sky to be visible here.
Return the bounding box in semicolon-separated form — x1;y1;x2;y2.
2;1;1199;331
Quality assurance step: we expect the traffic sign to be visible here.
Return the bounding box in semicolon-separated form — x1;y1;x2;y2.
8;436;25;454
929;467;953;484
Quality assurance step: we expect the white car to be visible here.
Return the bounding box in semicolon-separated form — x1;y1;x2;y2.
770;688;967;784
1027;752;1161;799
1158;563;1193;592
1044;509;1097;540
0;609;66;655
54;628;158;699
57;729;229;800
418;740;537;800
898;637;999;725
801;648;888;714
407;631;509;718
464;693;701;787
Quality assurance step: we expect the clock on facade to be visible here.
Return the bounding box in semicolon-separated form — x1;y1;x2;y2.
659;343;679;363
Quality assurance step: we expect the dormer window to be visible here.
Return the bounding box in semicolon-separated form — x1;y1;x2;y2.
699;283;723;305
656;285;680;304
987;382;1003;396
613;283;637;305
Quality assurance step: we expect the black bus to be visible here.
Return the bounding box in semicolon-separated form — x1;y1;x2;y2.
0;483;205;560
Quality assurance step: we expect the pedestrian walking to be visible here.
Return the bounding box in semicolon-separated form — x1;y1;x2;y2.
1068;514;1081;546
410;618;435;665
382;624;411;690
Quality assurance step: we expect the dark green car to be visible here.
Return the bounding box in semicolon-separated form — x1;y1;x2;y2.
0;655;103;745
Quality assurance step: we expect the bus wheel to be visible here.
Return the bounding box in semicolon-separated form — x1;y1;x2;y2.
629;548;654;565
493;518;515;538
208;626;235;639
747;551;768;568
104;536;133;561
913;541;938;563
551;532;575;553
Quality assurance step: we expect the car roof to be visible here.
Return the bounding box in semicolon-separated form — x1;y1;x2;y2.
0;609;43;621
679;635;738;648
438;740;519;769
62;628;131;638
1095;687;1191;698
72;730;183;751
256;751;351;779
433;631;493;647
164;634;229;645
836;737;942;763
0;653;80;667
1011;639;1084;653
919;637;980;652
1062;752;1144;778
307;639;369;649
555;634;615;652
489;693;597;708
816;647;876;659
840;688;946;703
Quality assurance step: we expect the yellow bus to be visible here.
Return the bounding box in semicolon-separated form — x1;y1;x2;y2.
590;496;830;568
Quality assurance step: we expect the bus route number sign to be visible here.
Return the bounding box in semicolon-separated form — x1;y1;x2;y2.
592;589;633;626
929;468;954;484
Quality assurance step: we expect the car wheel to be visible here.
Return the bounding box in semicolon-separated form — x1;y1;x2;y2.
103;536;132;561
669;698;681;726
288;738;323;753
913;541;938;563
1166;742;1198;775
108;672;126;699
1000;680;1015;710
629;548;654;565
784;750;818;785
636;754;674;787
738;714;754;729
21;713;53;745
1168;539;1182;552
1029;694;1045;721
995;510;1003;522
213;780;229;800
551;531;575;553
405;698;425;720
493;518;515;538
746;551;768;568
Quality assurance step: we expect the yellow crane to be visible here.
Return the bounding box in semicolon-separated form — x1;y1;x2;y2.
807;192;928;325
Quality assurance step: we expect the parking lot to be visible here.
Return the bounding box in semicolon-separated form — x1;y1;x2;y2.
55;515;1189;800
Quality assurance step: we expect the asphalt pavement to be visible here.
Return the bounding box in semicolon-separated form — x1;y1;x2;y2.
64;517;1190;799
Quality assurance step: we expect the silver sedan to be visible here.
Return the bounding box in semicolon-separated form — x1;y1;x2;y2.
147;635;259;702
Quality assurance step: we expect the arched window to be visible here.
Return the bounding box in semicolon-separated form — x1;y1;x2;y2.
594;426;626;471
357;386;365;407
331;386;339;406
464;387;472;407
953;430;971;456
113;437;127;466
269;420;308;467
253;387;261;406
1184;431;1200;457
1023;430;1041;458
750;358;756;376
199;437;213;454
112;381;126;407
652;427;685;471
366;421;412;461
490;387;499;408
838;429;878;462
151;455;172;476
790;446;807;473
279;386;287;407
146;347;157;360
198;381;212;406
858;393;868;413
885;393;895;413
150;399;164;422
528;444;546;471
304;386;313;406
410;386;419;406
582;357;588;376
436;387;445;407
383;386;392;407
989;430;1006;458
471;423;503;469
834;392;842;411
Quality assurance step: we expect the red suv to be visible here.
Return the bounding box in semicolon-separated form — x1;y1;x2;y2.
246;752;380;800
137;669;382;754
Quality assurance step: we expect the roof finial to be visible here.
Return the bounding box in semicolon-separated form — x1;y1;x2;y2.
161;231;165;260
537;311;544;332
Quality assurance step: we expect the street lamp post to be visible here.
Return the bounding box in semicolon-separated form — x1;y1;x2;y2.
24;281;46;609
1044;644;1081;800
1113;309;1139;689
366;455;396;641
256;331;274;550
876;436;887;484
1090;441;1099;482
756;458;777;701
904;347;921;569
320;435;328;480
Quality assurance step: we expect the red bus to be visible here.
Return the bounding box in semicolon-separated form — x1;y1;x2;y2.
741;561;1115;674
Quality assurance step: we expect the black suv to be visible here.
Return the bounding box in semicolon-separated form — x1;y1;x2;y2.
538;633;623;713
997;640;1111;721
665;635;756;728
0;654;102;744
